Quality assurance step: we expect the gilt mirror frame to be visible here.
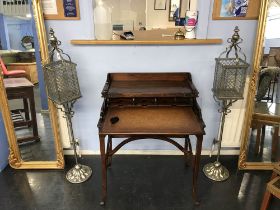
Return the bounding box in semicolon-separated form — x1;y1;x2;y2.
238;0;277;170
0;0;64;169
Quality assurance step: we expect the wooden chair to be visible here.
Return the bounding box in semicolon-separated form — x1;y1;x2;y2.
260;163;280;210
0;56;26;78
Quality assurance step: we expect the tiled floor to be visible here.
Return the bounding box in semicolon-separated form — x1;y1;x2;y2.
0;155;279;210
17;113;56;161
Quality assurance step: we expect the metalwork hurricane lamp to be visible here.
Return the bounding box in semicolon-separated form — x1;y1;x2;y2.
203;26;249;182
43;28;92;184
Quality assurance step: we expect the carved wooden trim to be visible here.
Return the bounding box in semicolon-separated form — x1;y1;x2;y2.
8;147;21;168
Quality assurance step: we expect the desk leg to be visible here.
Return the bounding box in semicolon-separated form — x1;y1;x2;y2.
193;135;202;205
106;135;112;167
99;134;107;206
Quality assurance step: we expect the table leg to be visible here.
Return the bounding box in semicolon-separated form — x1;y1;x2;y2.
193;135;203;205
260;188;272;210
99;134;107;206
28;88;39;140
23;98;30;123
255;123;262;155
184;136;192;167
259;125;266;156
260;171;278;210
271;126;279;161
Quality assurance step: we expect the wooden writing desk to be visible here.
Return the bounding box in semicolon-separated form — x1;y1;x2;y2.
98;73;205;205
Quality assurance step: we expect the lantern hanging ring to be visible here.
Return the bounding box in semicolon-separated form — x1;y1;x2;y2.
48;27;72;63
219;26;247;61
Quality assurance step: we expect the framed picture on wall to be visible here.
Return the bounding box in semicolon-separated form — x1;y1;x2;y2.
154;0;167;10
42;0;80;20
212;0;260;20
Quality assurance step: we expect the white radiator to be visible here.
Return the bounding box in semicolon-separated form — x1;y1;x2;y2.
222;77;250;147
0;1;30;16
57;106;71;148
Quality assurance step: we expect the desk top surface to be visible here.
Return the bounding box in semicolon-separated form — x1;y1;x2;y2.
4;77;34;89
99;106;205;135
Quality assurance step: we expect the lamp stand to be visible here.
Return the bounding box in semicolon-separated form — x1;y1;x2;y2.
203;100;234;181
63;102;92;184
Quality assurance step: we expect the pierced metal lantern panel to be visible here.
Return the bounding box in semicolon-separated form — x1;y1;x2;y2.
212;57;249;100
44;59;82;105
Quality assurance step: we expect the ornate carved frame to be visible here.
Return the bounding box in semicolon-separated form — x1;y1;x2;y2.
238;0;277;170
0;0;64;169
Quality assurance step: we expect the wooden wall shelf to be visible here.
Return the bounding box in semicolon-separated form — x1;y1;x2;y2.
71;39;223;45
71;29;222;46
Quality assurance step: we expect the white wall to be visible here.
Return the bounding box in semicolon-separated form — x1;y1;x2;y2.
146;0;175;29
109;0;146;30
264;38;280;54
45;0;257;152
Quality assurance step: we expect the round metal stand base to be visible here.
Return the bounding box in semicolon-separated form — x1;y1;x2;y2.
203;161;229;181
66;164;92;184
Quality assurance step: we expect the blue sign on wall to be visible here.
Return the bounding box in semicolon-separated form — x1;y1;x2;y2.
63;0;77;17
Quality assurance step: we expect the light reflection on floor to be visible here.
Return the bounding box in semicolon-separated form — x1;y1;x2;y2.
247;126;279;162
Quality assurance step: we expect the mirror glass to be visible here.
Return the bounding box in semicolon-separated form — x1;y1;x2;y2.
168;0;181;21
245;0;280;163
107;0;193;31
0;7;56;161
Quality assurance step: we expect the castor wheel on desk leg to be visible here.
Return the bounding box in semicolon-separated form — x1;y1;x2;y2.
193;194;200;206
100;201;105;206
